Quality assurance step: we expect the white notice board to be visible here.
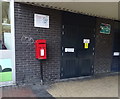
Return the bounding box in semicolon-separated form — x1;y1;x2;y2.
34;14;49;28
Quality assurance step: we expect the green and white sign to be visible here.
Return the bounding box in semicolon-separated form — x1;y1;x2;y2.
100;23;111;34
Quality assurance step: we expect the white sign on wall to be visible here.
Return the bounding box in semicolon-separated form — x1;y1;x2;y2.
65;48;74;52
113;52;120;56
83;39;90;43
34;14;49;28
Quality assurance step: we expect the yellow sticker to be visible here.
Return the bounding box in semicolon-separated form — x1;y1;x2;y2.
84;43;88;49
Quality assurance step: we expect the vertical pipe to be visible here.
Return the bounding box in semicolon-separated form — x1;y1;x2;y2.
40;60;43;85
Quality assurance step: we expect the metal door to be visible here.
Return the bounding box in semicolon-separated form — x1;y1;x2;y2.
61;12;96;79
112;21;120;72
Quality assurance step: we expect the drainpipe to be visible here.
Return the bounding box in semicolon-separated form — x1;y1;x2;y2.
40;60;43;85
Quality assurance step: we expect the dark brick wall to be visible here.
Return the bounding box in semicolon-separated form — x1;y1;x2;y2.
94;18;114;74
14;3;61;84
14;2;118;85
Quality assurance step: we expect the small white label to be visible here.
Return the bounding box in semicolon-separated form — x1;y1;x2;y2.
65;48;74;52
113;52;120;56
40;49;44;56
83;39;90;43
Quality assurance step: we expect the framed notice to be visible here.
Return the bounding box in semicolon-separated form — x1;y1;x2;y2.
34;14;49;28
100;23;111;34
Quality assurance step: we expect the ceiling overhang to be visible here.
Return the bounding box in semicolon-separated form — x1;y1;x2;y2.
15;1;119;20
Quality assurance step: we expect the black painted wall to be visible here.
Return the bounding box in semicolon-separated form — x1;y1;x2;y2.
15;3;61;84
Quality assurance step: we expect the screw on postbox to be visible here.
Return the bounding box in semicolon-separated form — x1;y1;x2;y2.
35;39;47;60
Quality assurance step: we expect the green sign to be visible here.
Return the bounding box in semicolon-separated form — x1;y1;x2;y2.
100;23;111;34
0;59;12;82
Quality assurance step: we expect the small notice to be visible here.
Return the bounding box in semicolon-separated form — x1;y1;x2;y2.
83;39;90;44
65;48;74;52
34;14;49;28
113;52;120;56
83;39;90;49
100;23;111;34
84;43;89;49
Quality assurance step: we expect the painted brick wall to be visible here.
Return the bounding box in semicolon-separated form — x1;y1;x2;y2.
14;3;61;84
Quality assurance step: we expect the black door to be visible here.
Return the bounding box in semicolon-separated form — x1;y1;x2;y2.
61;12;96;79
112;21;120;72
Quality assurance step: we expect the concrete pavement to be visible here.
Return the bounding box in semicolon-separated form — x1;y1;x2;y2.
0;75;119;98
47;75;119;97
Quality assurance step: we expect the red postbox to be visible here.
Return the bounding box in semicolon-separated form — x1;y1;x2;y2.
35;39;47;59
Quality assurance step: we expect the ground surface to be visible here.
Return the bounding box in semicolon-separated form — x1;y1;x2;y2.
0;75;119;98
1;84;53;98
47;75;119;97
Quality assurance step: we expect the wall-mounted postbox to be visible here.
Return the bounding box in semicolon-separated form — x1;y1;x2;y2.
35;39;47;60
